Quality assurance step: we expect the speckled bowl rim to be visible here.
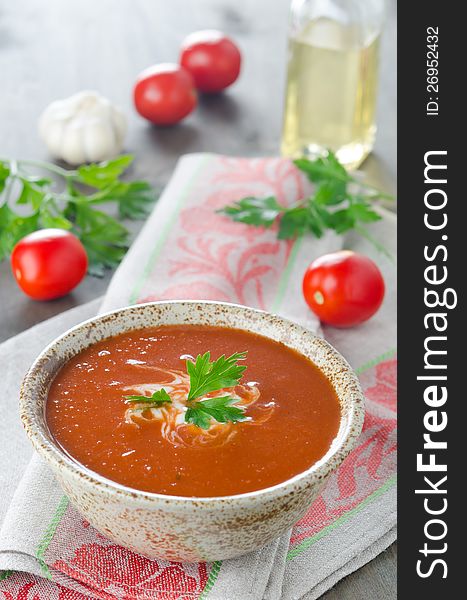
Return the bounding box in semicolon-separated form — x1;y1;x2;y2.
20;300;365;508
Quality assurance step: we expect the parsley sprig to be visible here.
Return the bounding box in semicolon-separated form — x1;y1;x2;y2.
186;351;247;402
0;154;156;275
124;351;249;430
185;396;247;430
217;151;393;259
124;389;172;409
184;351;248;429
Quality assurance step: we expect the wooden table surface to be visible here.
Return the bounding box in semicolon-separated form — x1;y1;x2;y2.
0;0;396;597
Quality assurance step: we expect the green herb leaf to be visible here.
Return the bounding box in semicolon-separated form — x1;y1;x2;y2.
124;388;172;408
219;151;392;258
278;205;313;239
0;154;156;275
185;405;212;429
117;181;156;219
314;181;346;205
70;202;128;275
0;162;11;194
87;181;156;219
39;198;73;230
294;152;350;186
185;396;247;430
347;197;381;223
0;204;39;260
217;196;283;227
0;203;19;260
186;351;247;402
77;155;134;189
16;181;48;210
123;351;249;430
326;208;356;234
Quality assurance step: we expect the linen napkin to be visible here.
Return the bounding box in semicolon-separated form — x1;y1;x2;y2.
0;153;396;599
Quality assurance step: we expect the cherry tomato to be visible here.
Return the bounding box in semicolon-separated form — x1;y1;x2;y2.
11;229;88;301
180;30;241;93
302;251;385;327
133;63;197;125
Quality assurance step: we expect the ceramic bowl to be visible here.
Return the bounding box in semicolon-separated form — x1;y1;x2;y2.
20;301;364;562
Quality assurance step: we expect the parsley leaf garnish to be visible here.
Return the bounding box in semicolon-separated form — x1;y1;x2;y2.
217;151;394;259
220;196;282;228
123;352;249;430
124;388;172;409
0;155;156;273
185;396;247;430
183;351;248;429
186;351;247;402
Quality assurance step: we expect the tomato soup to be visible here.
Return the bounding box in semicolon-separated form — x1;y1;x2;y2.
46;325;340;497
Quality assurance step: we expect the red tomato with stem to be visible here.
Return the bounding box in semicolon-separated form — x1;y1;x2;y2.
133;63;197;125
302;251;385;327
180;30;241;93
11;229;88;301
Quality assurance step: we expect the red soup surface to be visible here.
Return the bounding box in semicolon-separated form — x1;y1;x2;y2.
46;325;340;497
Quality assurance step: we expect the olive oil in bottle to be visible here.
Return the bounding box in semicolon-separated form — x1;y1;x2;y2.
281;11;382;170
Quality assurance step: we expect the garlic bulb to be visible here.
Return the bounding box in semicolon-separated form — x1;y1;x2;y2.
38;91;127;165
